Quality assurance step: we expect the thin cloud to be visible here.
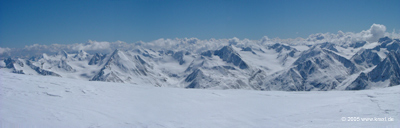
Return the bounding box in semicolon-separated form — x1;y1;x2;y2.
0;47;11;55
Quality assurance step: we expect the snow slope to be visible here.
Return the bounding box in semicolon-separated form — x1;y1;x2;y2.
0;69;399;128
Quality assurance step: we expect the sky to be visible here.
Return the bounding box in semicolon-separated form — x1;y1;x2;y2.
0;0;399;48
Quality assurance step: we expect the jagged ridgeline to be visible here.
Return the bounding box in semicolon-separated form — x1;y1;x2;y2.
1;37;400;91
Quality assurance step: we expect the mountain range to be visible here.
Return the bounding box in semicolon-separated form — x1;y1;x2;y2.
1;37;399;91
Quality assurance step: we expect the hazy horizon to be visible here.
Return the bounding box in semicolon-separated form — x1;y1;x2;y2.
1;0;399;48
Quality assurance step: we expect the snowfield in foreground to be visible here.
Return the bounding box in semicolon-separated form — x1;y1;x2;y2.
0;69;399;128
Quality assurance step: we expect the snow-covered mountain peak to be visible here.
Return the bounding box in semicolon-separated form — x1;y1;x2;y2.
378;36;392;44
293;46;324;65
318;42;339;52
78;50;87;56
346;51;400;90
88;53;106;65
73;50;90;61
268;43;296;53
108;49;128;61
56;50;69;59
41;53;49;60
2;36;400;91
350;48;381;69
90;49;161;85
213;45;249;69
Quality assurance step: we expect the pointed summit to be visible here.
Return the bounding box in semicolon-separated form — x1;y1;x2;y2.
91;49;154;84
78;50;87;56
88;53;105;65
41;53;49;60
293;46;324;65
110;49;121;58
213;45;249;69
74;50;89;61
265;44;360;91
108;49;130;61
57;50;69;59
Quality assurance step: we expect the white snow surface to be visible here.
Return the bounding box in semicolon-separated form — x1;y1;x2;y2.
1;69;399;128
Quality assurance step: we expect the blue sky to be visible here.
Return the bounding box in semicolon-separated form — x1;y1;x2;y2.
1;0;399;48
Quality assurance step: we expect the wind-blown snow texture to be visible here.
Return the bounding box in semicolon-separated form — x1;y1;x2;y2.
1;24;400;91
0;70;399;127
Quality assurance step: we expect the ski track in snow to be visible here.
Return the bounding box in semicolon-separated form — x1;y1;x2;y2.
0;69;399;128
